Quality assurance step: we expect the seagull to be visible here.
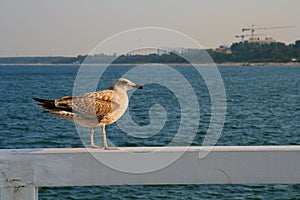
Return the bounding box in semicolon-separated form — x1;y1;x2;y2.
33;78;143;150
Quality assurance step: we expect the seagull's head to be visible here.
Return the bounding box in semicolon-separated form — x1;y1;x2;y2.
110;78;144;91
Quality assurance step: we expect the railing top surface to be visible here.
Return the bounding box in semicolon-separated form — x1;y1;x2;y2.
0;145;300;154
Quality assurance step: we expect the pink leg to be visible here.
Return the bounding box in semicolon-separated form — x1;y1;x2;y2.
90;128;102;149
102;125;119;150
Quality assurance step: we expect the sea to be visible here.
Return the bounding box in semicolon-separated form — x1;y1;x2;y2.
0;64;299;199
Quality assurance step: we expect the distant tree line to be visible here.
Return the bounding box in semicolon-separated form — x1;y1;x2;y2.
208;40;300;63
113;52;188;64
1;40;299;64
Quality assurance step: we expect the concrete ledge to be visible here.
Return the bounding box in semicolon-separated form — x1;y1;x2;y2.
1;146;300;199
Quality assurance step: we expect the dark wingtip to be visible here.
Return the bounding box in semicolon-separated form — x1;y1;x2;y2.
138;85;144;90
33;98;44;102
33;98;56;109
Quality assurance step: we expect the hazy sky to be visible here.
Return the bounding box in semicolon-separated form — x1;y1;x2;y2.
0;0;299;56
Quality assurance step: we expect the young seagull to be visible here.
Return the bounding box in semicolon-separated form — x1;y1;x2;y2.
33;78;143;150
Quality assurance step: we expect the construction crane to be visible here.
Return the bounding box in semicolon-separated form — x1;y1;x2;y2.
235;33;264;42
242;24;296;40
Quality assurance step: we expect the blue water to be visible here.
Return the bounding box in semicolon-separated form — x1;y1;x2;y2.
0;65;299;199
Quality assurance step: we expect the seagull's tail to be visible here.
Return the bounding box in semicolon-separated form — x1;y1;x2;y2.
33;98;56;109
33;97;75;121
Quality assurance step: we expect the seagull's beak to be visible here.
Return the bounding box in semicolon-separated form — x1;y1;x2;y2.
135;84;144;89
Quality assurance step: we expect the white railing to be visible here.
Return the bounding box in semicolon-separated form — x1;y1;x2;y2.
1;146;300;200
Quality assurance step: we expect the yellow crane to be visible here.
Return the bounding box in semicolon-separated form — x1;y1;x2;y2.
242;24;296;42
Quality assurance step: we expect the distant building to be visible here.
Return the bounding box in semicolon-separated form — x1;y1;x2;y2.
127;48;158;55
158;47;186;55
291;58;297;62
215;45;232;54
247;37;276;44
128;47;185;56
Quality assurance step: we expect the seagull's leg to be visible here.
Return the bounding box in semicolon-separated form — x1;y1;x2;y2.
90;128;102;149
102;125;119;150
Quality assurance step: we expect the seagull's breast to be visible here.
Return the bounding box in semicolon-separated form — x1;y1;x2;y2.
95;89;129;126
110;90;129;122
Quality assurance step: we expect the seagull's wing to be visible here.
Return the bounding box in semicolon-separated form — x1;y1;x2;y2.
55;90;120;122
94;90;121;121
34;90;121;125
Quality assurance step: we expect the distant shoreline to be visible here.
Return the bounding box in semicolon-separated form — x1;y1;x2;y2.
1;62;300;67
216;62;300;66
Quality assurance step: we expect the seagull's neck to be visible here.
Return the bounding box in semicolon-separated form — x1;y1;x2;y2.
113;86;126;93
113;87;129;111
113;87;128;100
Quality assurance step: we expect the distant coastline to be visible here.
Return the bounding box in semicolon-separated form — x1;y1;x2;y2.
216;62;300;67
1;39;299;66
1;62;300;67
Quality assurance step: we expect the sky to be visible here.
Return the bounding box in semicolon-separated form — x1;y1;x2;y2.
0;0;299;56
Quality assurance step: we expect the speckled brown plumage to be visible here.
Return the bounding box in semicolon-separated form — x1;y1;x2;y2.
33;78;143;150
